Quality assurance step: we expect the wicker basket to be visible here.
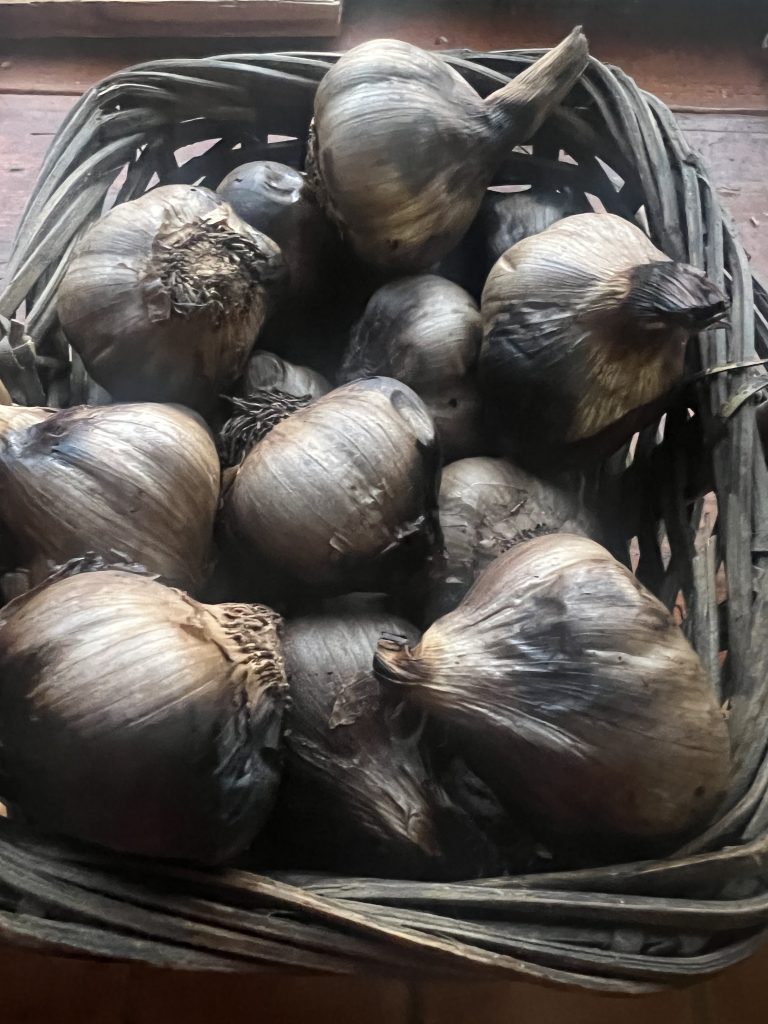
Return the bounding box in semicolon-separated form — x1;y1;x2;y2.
0;45;767;994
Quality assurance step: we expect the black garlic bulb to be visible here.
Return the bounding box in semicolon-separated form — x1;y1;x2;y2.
0;403;219;591
475;185;591;281
339;275;484;460
217;161;339;302
480;212;727;467
57;185;285;412
271;609;514;878
307;29;589;273
275;610;440;875
376;534;732;850
0;564;287;863
433;185;591;300
224;377;441;593
426;456;596;622
243;350;329;402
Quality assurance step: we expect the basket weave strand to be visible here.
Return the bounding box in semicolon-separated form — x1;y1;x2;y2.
0;47;767;991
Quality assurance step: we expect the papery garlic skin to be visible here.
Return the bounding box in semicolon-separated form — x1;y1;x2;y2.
341;276;480;386
308;31;589;273
426;457;596;621
225;377;441;591
278;610;443;870
244;350;329;402
0;403;219;591
376;534;731;847
58;185;285;411
0;569;288;863
0;405;53;440
480;213;727;464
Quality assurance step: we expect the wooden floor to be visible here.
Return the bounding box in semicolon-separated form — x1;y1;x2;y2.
0;940;766;1024
1;2;767;1020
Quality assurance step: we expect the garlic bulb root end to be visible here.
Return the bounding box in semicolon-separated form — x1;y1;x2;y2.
152;212;283;327
219;390;313;466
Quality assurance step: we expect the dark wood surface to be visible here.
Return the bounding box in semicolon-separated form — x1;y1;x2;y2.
1;0;342;39
0;940;767;1023
1;2;767;1019
0;0;766;104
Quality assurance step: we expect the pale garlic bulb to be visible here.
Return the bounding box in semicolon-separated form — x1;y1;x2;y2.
224;377;441;592
244;350;329;402
278;609;440;873
426;456;597;621
0;404;53;440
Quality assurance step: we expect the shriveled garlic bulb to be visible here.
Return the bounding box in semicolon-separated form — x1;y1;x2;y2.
426;457;596;621
57;185;285;411
339;275;484;460
0;379;9;405
277;610;441;873
480;212;727;465
307;29;589;272
244;350;329;402
376;534;731;847
224;377;440;591
218;160;338;302
271;608;517;878
0;404;53;440
0;564;287;862
0;403;219;590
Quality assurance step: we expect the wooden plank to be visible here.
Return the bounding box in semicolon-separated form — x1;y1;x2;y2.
418;977;701;1024
0;94;74;278
123;969;412;1024
676;113;768;284
0;945;130;1024
0;0;342;39
704;942;768;1024
0;0;765;101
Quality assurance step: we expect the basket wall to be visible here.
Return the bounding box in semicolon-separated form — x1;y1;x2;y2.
0;47;767;993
